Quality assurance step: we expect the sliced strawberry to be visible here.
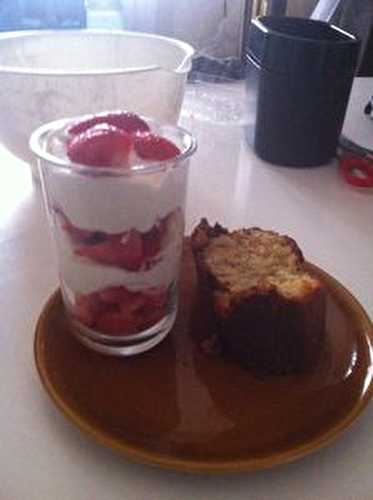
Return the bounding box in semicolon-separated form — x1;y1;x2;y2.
143;225;162;259
55;208;101;244
67;124;133;168
68;111;150;136
96;310;138;335
134;133;180;161
143;287;168;309
118;293;145;315
99;286;132;304
100;287;145;311
73;292;106;328
75;285;168;334
75;229;143;270
62;223;94;244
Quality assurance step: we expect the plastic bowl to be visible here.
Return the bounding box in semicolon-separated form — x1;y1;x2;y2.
0;29;194;176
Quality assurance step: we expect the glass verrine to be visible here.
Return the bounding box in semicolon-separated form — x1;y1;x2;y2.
30;113;196;356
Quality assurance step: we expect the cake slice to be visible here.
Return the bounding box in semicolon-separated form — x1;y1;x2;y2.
191;219;326;374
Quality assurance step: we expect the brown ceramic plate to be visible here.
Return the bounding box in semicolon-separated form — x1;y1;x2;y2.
34;242;373;473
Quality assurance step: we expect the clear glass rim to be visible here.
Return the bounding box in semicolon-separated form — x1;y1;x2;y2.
29;113;197;177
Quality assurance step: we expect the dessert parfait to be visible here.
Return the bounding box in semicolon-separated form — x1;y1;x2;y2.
31;111;196;355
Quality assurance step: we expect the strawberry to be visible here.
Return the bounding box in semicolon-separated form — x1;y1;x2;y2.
96;310;138;335
99;286;132;304
118;292;145;315
73;292;106;328
134;133;180;161
143;287;168;309
75;229;143;270
143;225;162;259
88;286;168;334
67;124;133;167
100;287;145;312
55;208;99;244
68;111;150;136
62;223;94;244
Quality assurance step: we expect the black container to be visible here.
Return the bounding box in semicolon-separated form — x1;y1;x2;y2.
245;17;360;167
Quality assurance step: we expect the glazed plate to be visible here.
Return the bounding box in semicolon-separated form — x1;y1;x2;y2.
34;242;373;473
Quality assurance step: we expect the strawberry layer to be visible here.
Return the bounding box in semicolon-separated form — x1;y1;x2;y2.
55;226;182;295
55;207;176;271
68;284;169;335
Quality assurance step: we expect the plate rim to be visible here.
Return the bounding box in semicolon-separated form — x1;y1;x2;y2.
34;262;373;474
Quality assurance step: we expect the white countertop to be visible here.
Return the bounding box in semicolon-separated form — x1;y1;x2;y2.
1;78;373;500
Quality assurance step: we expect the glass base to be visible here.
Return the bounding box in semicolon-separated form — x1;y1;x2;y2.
69;306;177;356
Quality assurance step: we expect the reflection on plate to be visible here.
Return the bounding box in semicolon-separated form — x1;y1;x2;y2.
34;241;373;473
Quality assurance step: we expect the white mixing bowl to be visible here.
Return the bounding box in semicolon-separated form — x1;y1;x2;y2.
0;29;194;174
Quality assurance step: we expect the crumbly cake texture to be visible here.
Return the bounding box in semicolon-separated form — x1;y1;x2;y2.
191;219;326;374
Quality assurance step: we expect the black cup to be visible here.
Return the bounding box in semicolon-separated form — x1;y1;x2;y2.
245;17;360;167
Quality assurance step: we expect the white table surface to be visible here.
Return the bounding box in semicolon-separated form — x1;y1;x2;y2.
1;77;373;500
